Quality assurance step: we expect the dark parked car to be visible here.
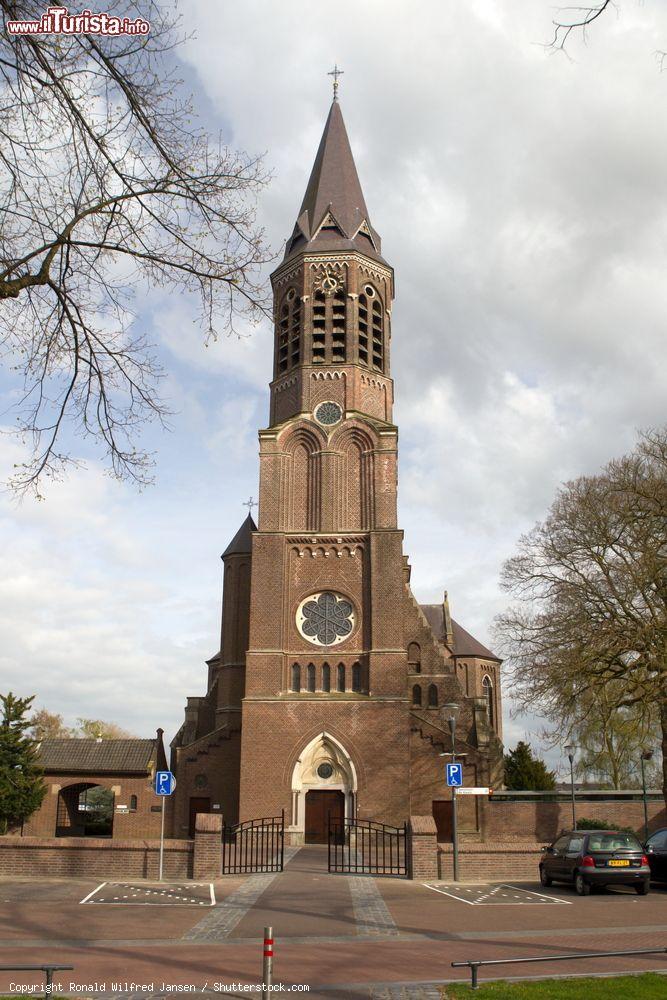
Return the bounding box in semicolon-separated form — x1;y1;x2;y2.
539;829;650;896
644;828;667;884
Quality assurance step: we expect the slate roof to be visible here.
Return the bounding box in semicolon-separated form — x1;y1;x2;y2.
37;738;159;774
284;100;386;264
420;605;501;662
221;514;256;558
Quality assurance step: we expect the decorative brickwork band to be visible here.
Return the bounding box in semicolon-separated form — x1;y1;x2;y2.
193;812;223;879
408;815;438;881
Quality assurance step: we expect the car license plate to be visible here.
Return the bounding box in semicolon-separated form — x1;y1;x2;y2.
608;860;630;866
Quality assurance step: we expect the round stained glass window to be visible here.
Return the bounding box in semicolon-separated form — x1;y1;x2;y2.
317;762;334;779
314;401;342;426
296;591;355;646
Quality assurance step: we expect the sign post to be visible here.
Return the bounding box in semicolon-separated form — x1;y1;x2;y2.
154;770;176;881
446;762;463;882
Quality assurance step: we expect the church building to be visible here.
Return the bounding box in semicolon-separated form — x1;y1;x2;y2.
170;95;504;844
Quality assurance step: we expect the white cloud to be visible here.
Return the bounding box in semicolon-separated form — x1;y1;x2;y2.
2;1;667;760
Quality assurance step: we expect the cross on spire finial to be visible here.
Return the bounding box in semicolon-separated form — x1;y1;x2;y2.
242;496;257;515
328;64;344;101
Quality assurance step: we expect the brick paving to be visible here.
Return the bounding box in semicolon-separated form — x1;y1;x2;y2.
0;851;666;996
348;875;399;936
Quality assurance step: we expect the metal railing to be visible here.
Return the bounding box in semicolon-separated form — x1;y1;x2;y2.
451;948;667;990
222;810;284;874
328;816;409;876
0;965;74;999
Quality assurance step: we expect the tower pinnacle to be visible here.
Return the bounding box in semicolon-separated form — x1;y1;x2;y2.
327;64;344;101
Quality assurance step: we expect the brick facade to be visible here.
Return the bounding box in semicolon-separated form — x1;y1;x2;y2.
170;98;504;844
481;797;667;843
0;835;192;879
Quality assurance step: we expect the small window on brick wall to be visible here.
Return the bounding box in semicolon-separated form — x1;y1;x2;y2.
352;662;362;693
307;663;316;692
129;794;137;812
322;662;331;692
412;684;422;707
291;663;301;692
337;663;345;692
408;642;421;673
428;683;438;708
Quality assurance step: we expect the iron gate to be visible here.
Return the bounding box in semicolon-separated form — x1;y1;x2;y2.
328;816;409;877
222;810;285;874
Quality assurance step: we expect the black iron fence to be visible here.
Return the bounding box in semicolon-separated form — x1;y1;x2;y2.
221;810;285;874
328;816;409;876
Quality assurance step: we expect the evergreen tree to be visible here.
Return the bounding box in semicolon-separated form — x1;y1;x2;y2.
504;741;557;791
0;693;46;833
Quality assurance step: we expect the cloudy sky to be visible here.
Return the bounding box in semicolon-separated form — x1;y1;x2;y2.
2;0;666;771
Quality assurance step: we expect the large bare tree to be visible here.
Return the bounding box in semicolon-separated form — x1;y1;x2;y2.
495;427;667;805
0;1;271;496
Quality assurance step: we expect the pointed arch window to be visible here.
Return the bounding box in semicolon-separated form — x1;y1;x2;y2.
412;684;422;707
358;293;369;365
407;642;421;674
312;290;326;363
371;298;383;370
291;663;301;693
352;662;362;693
427;683;438;708
277;289;301;374
322;662;331;692
483;674;494;728
332;289;346;362
337;663;345;693
306;663;316;693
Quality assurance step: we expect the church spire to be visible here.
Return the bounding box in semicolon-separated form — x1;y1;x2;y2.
284;100;384;262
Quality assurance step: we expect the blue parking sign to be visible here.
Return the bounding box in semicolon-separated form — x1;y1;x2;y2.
446;762;463;787
155;770;176;795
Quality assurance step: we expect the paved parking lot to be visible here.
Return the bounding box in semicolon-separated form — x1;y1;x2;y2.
81;882;215;905
0;848;665;997
423;882;571;904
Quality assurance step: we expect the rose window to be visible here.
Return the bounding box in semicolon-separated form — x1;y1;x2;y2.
296;591;355;646
314;401;342;426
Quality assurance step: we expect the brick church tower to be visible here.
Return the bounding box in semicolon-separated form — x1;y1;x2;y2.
171;97;504;843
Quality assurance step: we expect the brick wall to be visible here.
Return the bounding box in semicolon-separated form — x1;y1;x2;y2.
481;798;667;843
21;773;162;840
193;813;222;879
0;836;193;879
437;841;544;882
409;815;438;880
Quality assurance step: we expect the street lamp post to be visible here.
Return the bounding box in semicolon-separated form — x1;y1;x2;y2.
441;703;460;882
640;750;654;843
564;744;577;830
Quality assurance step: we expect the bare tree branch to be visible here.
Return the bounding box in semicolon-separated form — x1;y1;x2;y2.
0;1;273;496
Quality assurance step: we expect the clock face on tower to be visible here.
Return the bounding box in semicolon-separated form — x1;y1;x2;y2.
314;401;342;426
296;591;355;646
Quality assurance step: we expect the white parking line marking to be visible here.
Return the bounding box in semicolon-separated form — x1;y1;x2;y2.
79;882;106;904
80;881;215;905
423;884;476;904
422;882;573;905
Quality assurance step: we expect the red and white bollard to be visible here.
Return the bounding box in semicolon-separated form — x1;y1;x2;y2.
262;925;273;990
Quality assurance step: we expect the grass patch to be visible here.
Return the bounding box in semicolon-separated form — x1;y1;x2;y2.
442;971;666;998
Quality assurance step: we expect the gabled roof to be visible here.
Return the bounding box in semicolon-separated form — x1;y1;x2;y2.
420;605;501;662
283;100;385;264
38;738;161;775
221;514;256;558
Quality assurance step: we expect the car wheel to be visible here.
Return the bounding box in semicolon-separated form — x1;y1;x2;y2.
635;882;650;895
539;866;552;887
575;874;590;896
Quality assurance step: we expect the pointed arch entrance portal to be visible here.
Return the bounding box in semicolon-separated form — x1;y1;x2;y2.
290;732;356;844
